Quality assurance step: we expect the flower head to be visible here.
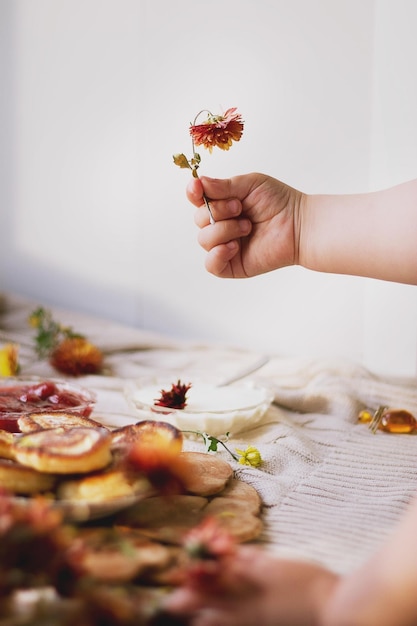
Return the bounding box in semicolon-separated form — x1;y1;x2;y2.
235;445;262;468
154;379;191;410
0;344;19;377
173;107;244;178
50;337;104;377
184;516;236;561
179;517;237;591
0;490;83;596
190;108;244;153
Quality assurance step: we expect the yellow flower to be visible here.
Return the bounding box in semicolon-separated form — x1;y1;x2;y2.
0;343;19;376
235;445;262;468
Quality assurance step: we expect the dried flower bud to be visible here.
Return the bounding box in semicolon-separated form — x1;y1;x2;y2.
50;337;103;376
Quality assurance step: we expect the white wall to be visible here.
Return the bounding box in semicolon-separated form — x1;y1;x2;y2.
1;0;416;378
362;0;417;377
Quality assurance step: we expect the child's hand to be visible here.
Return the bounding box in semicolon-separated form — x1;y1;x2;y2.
188;174;304;279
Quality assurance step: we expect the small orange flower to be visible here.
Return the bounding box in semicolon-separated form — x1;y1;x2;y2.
190;108;244;153
50;337;103;376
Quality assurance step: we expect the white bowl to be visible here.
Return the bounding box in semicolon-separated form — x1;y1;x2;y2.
126;377;274;437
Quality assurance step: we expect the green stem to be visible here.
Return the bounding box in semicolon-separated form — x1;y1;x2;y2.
181;430;239;462
188;110;216;224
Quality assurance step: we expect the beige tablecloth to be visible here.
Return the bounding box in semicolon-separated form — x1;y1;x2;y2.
1;292;417;575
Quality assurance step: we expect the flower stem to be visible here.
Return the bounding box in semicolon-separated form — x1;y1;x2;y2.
181;430;239;462
190;111;216;224
203;194;215;224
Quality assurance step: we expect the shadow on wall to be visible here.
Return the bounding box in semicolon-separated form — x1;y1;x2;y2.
2;252;207;342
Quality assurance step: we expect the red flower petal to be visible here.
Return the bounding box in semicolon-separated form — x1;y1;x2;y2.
190;108;244;153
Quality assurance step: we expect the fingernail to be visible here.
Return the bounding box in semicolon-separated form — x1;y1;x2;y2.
227;199;240;216
239;219;251;234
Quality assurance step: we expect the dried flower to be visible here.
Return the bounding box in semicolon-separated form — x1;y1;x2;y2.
28;307;104;376
0;344;19;377
173;107;244;177
50;337;104;377
190;108;244;153
173;107;244;223
235;445;263;468
183;516;236;561
0;491;83;596
180;517;237;592
154;380;191;410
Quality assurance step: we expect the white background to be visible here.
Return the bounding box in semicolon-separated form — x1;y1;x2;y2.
1;0;416;378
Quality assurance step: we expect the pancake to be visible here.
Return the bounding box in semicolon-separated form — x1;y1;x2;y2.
12;426;112;474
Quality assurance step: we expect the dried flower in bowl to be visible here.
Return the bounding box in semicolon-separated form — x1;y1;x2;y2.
154;380;192;410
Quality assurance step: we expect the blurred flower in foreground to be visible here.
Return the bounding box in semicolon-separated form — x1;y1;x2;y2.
235;445;263;468
0;490;82;597
126;421;186;495
180;517;237;592
0;344;19;377
173;108;244;178
184;516;236;561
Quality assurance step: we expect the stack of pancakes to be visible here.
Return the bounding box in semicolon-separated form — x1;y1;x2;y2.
0;413;263;554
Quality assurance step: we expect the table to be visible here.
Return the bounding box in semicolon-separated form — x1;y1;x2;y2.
1;291;417;576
